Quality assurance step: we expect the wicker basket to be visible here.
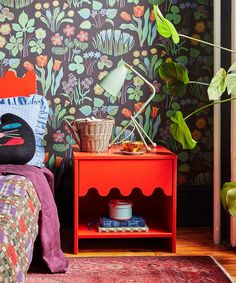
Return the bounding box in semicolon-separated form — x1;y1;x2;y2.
68;118;114;153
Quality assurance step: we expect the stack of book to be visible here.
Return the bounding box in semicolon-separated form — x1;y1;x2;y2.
98;214;149;232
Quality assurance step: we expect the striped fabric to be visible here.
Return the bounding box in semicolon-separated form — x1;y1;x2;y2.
0;175;41;283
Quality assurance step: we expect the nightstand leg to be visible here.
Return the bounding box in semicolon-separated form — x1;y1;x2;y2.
74;193;78;254
74;160;79;254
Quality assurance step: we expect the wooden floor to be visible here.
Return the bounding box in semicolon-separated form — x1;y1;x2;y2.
62;227;236;282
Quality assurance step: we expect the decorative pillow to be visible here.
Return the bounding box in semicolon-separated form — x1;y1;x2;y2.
0;113;36;164
0;94;49;167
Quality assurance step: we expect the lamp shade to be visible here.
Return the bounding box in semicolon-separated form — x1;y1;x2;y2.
99;65;128;97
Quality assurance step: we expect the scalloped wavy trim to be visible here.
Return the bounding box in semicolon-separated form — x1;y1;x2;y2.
79;187;172;197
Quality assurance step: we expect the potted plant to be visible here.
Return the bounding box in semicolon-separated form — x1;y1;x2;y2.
149;1;236;215
148;2;236;150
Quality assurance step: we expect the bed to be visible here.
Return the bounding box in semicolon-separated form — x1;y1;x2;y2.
0;71;68;283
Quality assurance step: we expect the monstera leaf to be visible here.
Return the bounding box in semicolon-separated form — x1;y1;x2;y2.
221;182;236;218
153;5;179;44
170;111;197;149
207;68;227;100
158;62;189;96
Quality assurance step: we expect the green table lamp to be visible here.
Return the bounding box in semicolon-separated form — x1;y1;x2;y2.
99;62;157;151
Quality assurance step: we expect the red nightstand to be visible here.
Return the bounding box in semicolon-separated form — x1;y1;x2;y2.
73;145;177;254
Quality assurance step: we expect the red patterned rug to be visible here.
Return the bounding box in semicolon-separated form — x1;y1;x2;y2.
26;256;233;283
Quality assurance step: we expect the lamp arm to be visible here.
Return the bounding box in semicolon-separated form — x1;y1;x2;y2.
124;63;156;118
110;63;156;146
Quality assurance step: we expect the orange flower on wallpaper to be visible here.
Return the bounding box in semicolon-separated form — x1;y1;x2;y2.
134;102;145;113
53;59;62;71
0;23;11;35
77;30;88;42
151;107;159;119
122;108;132;118
150;10;155;22
36;55;48;67
133;5;144;17
54;156;63;168
120;11;131;21
44;152;49;164
23;61;34;71
191;129;202;141
195;117;206;129
195;21;206;33
190;33;201;45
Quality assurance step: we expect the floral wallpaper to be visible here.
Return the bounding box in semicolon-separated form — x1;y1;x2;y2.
0;0;213;190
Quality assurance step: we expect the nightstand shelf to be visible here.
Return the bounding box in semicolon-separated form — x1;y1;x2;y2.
77;222;173;238
73;145;177;253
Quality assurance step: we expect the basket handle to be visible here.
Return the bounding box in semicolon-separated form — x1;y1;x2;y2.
65;119;81;150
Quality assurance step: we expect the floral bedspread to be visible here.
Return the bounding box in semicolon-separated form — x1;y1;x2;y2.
0;175;41;283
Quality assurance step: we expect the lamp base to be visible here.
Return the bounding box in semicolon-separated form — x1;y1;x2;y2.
109;116;157;152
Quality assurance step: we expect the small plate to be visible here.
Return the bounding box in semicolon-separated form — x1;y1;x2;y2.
122;150;146;155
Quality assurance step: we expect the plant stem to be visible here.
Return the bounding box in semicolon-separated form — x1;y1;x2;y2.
167;0;172;12
189;80;210;86
179;34;236;54
184;96;236;120
168;94;174;109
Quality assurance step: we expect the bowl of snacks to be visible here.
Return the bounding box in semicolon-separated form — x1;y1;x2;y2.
121;141;145;154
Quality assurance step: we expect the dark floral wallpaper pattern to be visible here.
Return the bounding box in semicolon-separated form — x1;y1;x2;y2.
0;0;213;190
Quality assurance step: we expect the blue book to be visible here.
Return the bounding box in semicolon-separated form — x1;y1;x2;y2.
99;215;146;228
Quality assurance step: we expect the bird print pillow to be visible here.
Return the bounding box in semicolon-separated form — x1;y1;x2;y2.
0;113;36;164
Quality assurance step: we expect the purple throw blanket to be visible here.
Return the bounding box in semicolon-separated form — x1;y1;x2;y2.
0;164;69;273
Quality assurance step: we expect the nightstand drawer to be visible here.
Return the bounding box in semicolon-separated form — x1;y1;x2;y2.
78;159;173;197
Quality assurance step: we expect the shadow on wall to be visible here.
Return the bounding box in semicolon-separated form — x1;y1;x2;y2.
177;185;213;227
55;164;74;229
